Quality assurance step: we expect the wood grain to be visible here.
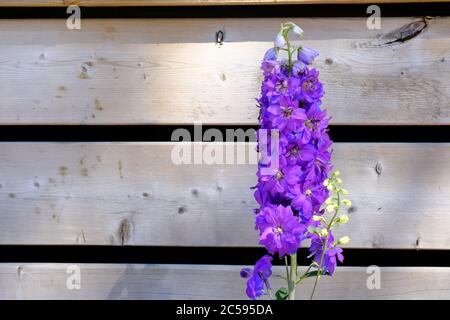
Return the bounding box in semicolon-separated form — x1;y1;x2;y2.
0;18;448;124
1;264;449;299
1;142;449;249
0;0;447;7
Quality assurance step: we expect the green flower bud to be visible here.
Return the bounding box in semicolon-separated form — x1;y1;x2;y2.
342;199;352;207
334;170;340;176
327;184;334;191
341;189;349;195
320;228;328;237
325;197;333;205
323;179;329;187
338;214;349;224
336;178;343;184
338;236;350;245
326;204;335;213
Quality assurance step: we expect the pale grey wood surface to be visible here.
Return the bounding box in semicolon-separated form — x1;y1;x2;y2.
0;142;449;249
0;0;446;7
1;264;449;299
0;18;448;124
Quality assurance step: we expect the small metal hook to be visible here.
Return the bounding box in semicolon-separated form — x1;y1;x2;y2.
216;30;224;45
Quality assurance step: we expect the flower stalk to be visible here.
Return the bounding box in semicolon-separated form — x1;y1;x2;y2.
241;22;351;301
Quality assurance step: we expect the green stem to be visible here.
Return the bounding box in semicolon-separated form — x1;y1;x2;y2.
284;256;290;282
310;190;341;300
288;253;297;300
262;276;274;300
295;264;314;285
287;41;292;77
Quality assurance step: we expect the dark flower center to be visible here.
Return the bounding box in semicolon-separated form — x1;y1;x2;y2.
288;146;299;156
276;80;288;92
302;80;316;92
274;170;284;180
282;107;293;118
274;226;284;234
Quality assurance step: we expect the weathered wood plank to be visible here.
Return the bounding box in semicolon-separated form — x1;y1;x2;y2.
0;142;449;249
0;18;448;124
1;264;449;299
0;0;446;7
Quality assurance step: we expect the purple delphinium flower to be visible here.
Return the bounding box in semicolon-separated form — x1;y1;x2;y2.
256;205;306;257
299;68;324;103
291;182;328;220
308;232;344;275
241;255;273;299
298;46;319;65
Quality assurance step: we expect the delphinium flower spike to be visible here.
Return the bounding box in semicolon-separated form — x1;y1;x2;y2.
241;22;351;300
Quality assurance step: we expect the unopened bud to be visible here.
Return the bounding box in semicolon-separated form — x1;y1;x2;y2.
338;236;350;245
338;214;349;224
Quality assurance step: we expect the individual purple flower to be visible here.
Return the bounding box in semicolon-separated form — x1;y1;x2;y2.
267;96;307;131
291;182;328;220
241;255;273;299
308;232;344;275
263;48;278;61
274;33;286;48
299;68;324;103
258;160;302;196
256;205;306;257
298;46;319;65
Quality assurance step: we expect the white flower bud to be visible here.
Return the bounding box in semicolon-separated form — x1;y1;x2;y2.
338;214;349;224
342;199;352;207
341;189;349;195
323;179;329;187
274;33;286;48
327;184;334;191
326;204;335;213
338;236;350;245
291;24;304;36
320;228;328;237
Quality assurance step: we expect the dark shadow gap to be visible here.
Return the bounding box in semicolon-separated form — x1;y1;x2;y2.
0;3;449;19
0;246;449;267
0;125;449;142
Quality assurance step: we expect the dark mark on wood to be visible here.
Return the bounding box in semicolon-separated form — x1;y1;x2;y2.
415;236;421;249
17;265;23;277
59;166;68;176
325;58;333;65
8;193;15;198
118;161;124;179
191;189;199;197
94;98;103;111
142;192;150;198
367;18;429;47
375;162;382;176
347;206;356;213
34;182;40;188
80;168;89;177
178;206;187;214
118;219;131;246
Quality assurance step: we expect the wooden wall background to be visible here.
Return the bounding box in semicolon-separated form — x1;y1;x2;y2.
0;1;450;299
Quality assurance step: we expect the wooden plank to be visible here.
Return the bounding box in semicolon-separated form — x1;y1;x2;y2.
1;264;449;299
0;17;449;125
1;142;450;249
0;1;447;7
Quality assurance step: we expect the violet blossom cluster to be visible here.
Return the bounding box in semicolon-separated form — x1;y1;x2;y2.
241;22;350;300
